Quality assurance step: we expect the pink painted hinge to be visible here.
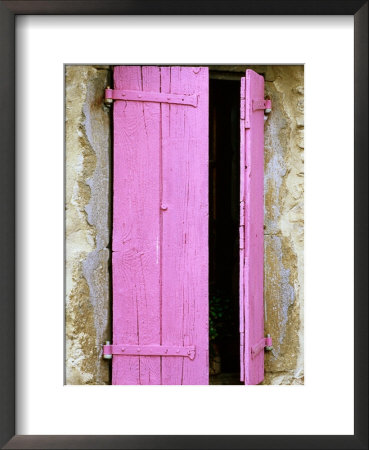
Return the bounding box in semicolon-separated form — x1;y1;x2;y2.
105;88;198;107
245;98;272;128
103;343;196;360
252;99;272;112
250;335;273;359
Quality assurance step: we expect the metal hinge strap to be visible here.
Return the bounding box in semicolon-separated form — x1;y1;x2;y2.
245;98;272;128
250;335;273;359
253;99;272;112
105;88;198;107
103;343;196;360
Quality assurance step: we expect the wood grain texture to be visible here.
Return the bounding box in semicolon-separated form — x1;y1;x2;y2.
112;66;208;385
240;70;265;385
161;67;209;385
112;66;161;385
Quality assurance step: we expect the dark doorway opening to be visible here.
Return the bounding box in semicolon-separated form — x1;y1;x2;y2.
209;76;242;385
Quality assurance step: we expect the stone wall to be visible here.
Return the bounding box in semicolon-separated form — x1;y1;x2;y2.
65;65;303;385
65;66;111;384
262;66;304;385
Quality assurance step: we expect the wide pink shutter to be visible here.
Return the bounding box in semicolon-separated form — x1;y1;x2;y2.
111;66;209;385
240;70;266;385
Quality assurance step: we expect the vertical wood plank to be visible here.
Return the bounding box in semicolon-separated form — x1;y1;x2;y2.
180;67;209;385
138;66;161;384
112;66;161;384
242;69;265;385
161;67;209;385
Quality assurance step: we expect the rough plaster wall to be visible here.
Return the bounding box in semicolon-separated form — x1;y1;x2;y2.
65;66;111;384
261;66;304;385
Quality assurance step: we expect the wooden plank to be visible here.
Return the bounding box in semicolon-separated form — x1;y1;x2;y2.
161;67;209;385
242;69;265;385
112;66;161;384
138;66;161;385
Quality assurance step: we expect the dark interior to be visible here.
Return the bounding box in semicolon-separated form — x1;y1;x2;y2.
209;77;242;385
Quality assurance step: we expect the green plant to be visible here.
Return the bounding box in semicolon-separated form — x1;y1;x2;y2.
209;291;232;342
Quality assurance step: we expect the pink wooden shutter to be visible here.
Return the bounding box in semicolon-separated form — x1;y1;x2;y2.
111;66;209;385
240;69;266;385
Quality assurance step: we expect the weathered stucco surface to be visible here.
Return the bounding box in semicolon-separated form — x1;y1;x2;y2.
65;66;111;384
262;66;304;385
65;65;303;385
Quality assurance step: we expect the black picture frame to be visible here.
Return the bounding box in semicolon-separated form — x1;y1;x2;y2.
1;1;367;449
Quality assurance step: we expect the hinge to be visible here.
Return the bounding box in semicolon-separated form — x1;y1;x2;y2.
250;334;273;359
245;98;272;128
253;99;272;112
103;343;196;360
105;87;198;107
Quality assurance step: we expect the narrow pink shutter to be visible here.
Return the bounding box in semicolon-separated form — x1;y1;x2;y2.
240;70;265;385
112;66;209;385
